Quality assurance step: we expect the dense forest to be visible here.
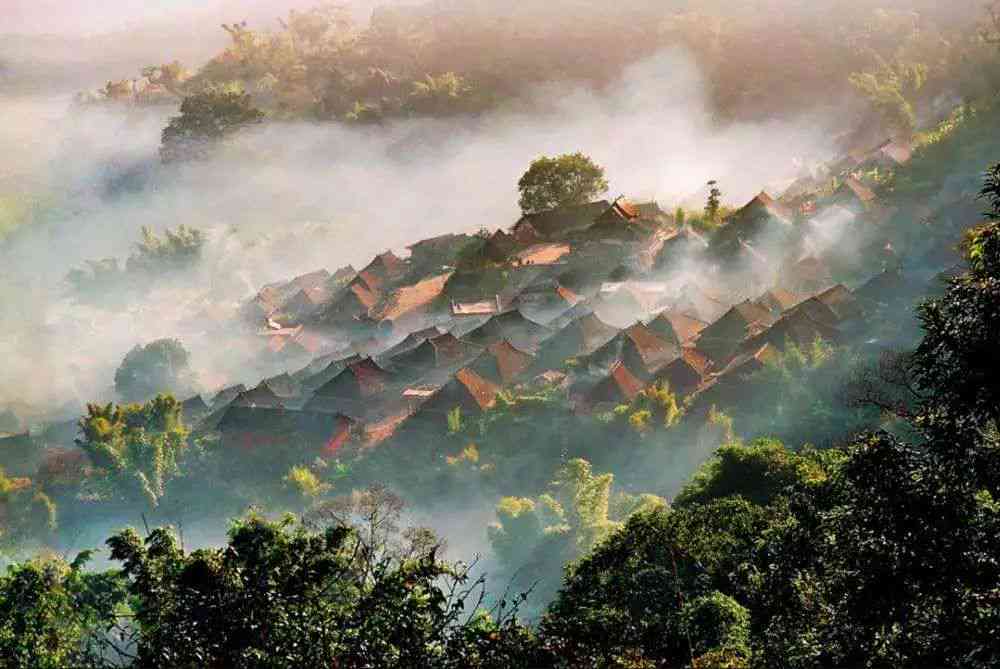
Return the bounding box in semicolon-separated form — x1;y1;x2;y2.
5;1;1000;667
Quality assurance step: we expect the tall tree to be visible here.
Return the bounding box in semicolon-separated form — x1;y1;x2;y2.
517;153;608;214
113;339;196;404
160;89;264;163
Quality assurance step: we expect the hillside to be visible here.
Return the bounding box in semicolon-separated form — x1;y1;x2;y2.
4;2;1000;668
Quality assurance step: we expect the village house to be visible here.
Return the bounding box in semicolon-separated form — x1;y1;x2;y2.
461;310;553;352
531;311;620;372
645;309;710;346
217;406;356;461
712;192;795;258
753;288;804;317
403;367;503;429
467;340;535;386
387;332;482;382
584;322;679;380
581;361;646;410
695;300;776;365
307;358;392;406
511;200;610;241
652;347;712;398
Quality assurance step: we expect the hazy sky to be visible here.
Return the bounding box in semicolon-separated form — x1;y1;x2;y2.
3;0;319;36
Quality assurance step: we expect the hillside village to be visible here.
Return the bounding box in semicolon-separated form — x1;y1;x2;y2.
100;132;964;473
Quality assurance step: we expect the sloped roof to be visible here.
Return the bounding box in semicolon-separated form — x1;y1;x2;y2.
390;333;481;376
233;382;285;408
740;308;842;355
840;177;876;203
263;372;301;398
587;323;678;375
462;310;552;350
671;283;729;323
586;362;645;405
532;311;619;370
312;357;391;400
348;278;380;310
211;384;247;409
814;284;862;322
514;243;571;266
731;191;794;225
653;347;712;395
513;200;610;239
356;251;406;293
786;256;833;290
696;300;776;364
647;310;709;345
469;340;534;385
380;327;443;359
180;395;209;418
754;288;803;315
301;354;364;392
454;368;502;411
713;192;794;254
217;406;353;442
711;343;775;384
369;272;452;323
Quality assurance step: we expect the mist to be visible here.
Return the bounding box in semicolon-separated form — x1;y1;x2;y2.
0;43;842;418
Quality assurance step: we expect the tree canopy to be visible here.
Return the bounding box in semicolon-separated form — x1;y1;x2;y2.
517;153;608;214
113;339;196;404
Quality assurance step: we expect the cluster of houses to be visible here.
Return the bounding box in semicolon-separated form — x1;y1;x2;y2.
164;134;972;465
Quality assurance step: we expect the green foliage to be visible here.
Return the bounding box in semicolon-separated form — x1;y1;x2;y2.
284;464;331;501
0;554;126;668
541;498;770;668
675;438;832;508
102;513;540;667
705;180;722;223
488;459;665;609
736;339;883;447
0;468;56;555
75;395;189;507
849;55;927;139
517;153;608;214
113;338;196;403
407;72;475;116
126;225;205;275
680;592;751;658
446;406;463;434
160;89;264;162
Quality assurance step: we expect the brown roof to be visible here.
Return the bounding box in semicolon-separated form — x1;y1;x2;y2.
470;340;535;385
623;323;677;368
454;368;502;411
369;272;452;323
647;310;709;345
755;288;802;315
653;347;711;396
587;362;646;405
740;309;842;355
814;284;862;322
841;177;876;203
513;200;610;239
349;280;379;310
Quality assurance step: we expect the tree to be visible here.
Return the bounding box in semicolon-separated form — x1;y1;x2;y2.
0;554;126;668
848;56;927;140
125;225;205;275
517;153;608;214
75;395;189;507
407;72;476;116
103;513;541;668
704;180;722;223
160;89;264;162
113;339;196;403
